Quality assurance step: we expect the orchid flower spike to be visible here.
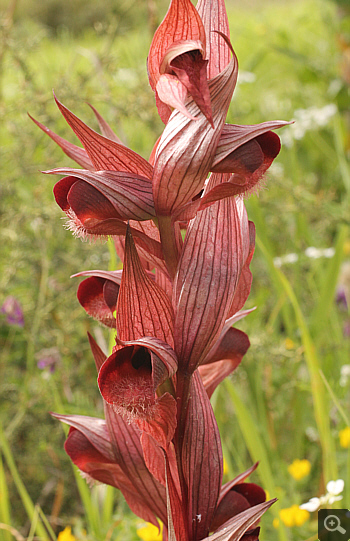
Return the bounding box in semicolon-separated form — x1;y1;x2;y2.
33;0;291;538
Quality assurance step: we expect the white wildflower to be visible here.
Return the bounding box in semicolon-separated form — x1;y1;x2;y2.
300;497;321;512
304;247;335;259
305;426;319;442
273;253;298;267
281;104;337;147
273;246;335;268
327;479;344;502
340;364;350;387
299;479;344;512
237;71;256;84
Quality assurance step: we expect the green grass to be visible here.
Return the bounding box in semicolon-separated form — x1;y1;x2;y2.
0;0;349;539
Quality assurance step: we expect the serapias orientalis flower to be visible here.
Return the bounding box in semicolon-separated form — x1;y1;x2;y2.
34;0;291;537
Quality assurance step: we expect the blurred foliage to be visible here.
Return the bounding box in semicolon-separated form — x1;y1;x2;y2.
0;0;168;36
0;0;349;539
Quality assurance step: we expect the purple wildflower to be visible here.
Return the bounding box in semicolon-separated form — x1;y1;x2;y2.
1;296;24;327
36;348;61;373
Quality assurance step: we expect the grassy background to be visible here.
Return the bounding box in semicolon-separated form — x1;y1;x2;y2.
0;0;349;539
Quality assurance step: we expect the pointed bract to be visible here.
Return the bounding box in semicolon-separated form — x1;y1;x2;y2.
165;452;189;541
116;227;174;346
29;113;93;169
196;0;231;79
228;221;255;318
87;332;107;371
181;371;223;540
104;405;168;524
88;104;123;144
129;220;170;276
52;412;167;525
54;96;153;178
206;500;276;541
173;189;248;373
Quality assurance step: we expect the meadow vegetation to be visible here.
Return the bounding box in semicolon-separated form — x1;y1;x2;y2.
0;0;349;539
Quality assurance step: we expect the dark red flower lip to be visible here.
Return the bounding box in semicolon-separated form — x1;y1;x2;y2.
76;276;119;328
98;345;154;416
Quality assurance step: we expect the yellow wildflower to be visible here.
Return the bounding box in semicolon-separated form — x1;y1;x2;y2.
280;507;295;527
279;505;309;527
343;240;350;256
57;527;76;541
287;459;311;480
285;338;295;350
223;457;229;476
294;507;310;526
272;518;280;529
339;427;350;448
137;522;163;541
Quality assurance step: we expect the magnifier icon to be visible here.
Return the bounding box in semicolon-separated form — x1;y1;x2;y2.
324;515;346;534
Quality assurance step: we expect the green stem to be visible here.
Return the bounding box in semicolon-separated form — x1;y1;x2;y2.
101;486;115;528
224;379;288;541
347;448;350;508
48;379;101;538
333;115;350;195
26;249;50;371
107;237;118;270
158;215;179;281
257;236;338;483
319;369;349;426
0;424;49;540
0;454;11;541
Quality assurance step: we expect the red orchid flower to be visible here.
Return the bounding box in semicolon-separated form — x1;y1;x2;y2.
147;0;210;125
52;411;168;527
55;409;274;541
35;0;290;537
54;334;274;541
74;270;122;328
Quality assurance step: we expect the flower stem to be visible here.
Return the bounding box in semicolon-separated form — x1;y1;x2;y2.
158;215;179;281
175;369;193;536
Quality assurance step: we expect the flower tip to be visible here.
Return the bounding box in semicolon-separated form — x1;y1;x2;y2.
53;91;64;108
